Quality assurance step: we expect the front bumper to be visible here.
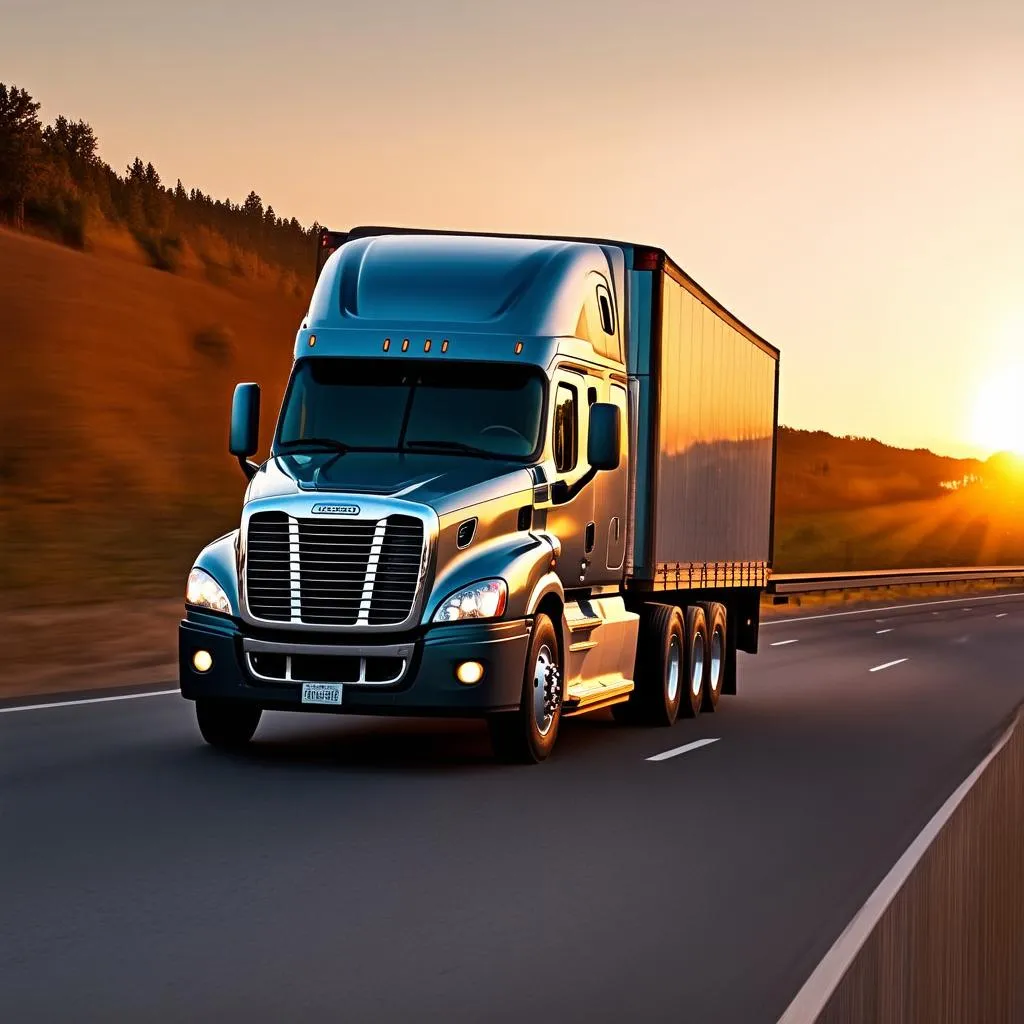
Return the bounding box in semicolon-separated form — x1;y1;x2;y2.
178;612;530;716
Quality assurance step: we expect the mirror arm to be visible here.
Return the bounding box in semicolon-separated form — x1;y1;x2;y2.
551;465;599;505
237;455;259;481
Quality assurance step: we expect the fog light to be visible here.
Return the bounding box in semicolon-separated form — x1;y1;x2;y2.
192;650;213;673
456;660;484;685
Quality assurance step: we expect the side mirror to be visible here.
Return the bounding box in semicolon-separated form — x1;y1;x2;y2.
588;402;620;471
230;382;261;480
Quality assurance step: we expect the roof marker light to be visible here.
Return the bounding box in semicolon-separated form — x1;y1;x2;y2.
402;338;410;352
383;338;391;351
308;334;317;348
514;341;524;354
441;339;449;353
424;339;432;352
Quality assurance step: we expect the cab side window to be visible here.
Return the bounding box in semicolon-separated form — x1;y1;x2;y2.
553;383;578;473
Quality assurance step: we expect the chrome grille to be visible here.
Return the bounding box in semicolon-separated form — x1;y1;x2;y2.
246;512;425;626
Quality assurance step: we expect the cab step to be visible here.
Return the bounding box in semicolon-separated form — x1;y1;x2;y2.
562;677;634;717
566;615;603;633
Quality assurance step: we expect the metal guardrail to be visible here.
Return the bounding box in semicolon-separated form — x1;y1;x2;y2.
768;566;1024;595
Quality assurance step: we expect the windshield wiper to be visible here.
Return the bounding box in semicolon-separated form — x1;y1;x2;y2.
405;439;500;459
277;438;351;454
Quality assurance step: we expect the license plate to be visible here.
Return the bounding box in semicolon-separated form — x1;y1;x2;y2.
301;682;343;705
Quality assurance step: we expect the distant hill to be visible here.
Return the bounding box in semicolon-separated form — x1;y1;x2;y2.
775;428;982;516
774;430;1024;571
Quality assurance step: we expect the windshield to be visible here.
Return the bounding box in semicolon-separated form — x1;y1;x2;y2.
276;358;546;460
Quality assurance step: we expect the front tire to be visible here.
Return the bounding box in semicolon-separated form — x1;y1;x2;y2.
488;612;562;764
195;699;261;750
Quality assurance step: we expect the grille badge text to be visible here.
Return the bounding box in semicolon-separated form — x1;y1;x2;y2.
311;503;360;515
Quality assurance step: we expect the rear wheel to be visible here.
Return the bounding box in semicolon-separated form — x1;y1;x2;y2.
680;605;709;718
488;612;562;764
195;699;261;750
618;603;685;727
699;602;727;712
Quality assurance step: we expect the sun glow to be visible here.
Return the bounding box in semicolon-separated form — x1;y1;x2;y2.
971;363;1024;456
970;314;1024;456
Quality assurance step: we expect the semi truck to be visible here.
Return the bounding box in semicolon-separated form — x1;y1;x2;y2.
179;225;779;763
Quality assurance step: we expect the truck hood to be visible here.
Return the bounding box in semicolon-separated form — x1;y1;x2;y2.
245;451;534;517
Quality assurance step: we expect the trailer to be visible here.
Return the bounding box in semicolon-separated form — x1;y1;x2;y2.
179;225;779;762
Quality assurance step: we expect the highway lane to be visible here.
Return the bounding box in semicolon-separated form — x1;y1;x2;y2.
1;594;1022;1023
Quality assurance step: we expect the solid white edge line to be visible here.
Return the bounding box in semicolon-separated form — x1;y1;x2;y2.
777;711;1021;1024
770;639;800;647
646;737;720;762
869;658;908;673
763;591;1024;625
0;689;180;715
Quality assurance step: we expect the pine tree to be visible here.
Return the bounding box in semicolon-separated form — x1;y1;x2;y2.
0;83;43;229
42;116;99;168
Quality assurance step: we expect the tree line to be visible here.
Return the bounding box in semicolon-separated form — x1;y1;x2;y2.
0;82;320;279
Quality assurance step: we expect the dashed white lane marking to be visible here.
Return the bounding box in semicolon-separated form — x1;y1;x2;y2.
996;613;1009;619
0;689;179;715
777;713;1021;1024
875;628;893;634
869;659;908;673
770;639;800;647
647;737;720;762
763;591;1024;625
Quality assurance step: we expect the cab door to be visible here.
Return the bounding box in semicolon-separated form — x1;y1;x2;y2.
545;370;595;590
591;381;629;579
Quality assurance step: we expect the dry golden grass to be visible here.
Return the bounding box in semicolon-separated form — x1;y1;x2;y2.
0;228;303;611
775;485;1024;572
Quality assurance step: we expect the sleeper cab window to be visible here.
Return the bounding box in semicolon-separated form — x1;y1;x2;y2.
595;283;619;360
596;285;614;335
553;383;579;473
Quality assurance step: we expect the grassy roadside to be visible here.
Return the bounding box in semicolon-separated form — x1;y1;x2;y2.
760;580;1024;619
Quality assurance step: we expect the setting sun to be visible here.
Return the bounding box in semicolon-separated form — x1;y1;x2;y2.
971;354;1024;457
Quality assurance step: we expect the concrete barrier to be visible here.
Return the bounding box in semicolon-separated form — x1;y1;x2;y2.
780;706;1024;1024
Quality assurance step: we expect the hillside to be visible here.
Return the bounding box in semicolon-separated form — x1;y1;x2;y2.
3;229;1024;614
775;428;981;516
0;228;304;610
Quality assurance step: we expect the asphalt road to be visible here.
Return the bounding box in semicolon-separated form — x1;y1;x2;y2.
2;593;1023;1023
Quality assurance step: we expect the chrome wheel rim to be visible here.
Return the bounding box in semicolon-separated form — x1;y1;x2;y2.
532;643;560;737
666;635;681;703
709;627;724;695
691;632;705;697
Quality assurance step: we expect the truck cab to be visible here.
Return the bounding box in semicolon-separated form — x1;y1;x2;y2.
179;227;779;762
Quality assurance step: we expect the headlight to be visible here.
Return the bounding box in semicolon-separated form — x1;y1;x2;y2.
432;579;508;623
186;568;232;615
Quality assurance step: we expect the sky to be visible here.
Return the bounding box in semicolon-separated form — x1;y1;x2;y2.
3;0;1023;459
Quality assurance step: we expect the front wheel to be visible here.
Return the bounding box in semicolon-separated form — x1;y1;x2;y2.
195;699;261;750
488;613;562;764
